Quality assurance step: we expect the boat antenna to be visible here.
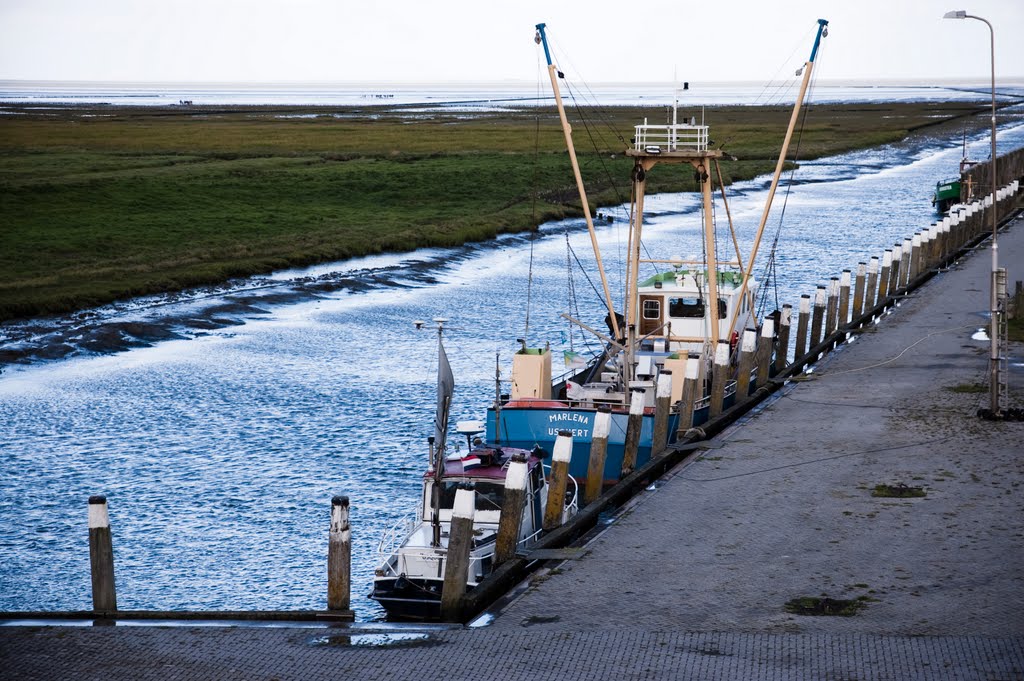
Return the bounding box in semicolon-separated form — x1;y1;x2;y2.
535;23;621;340
727;18;828;343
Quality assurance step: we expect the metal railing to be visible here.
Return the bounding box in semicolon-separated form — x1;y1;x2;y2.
633;123;709;153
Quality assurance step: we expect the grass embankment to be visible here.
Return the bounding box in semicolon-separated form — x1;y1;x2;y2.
0;100;987;321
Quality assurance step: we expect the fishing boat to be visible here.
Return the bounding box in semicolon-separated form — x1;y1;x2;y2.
932;176;962;214
370;321;578;620
485;20;829;483
933;132;979;214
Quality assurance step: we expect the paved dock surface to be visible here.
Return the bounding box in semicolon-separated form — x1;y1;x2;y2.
3;216;1023;680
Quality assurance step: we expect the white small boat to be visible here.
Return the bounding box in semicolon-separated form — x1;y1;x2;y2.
370;324;578;620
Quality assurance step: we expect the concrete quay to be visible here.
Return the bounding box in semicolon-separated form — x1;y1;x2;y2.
3;215;1023;680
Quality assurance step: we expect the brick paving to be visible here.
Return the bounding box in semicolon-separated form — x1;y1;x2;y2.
3;216;1023;679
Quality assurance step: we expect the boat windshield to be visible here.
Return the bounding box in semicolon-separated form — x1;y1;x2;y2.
437;480;505;512
669;297;704;318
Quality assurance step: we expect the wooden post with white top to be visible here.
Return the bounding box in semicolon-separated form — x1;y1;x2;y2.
774;304;792;373
735;329;757;401
825;277;839;338
88;495;117;613
676;353;701;437
755;318;775;388
877;249;892;302
709;340;730;419
852;262;867;320
545;431;573;529
327;495;351;611
888;243;902;296
495;453;528;565
585;408;611;504
900;238;912;289
795;294;811;358
810;285;826;351
910;233;922;281
837;270;851;329
620;393;645;478
440;483;475;621
865;256;879;312
652;373;672;457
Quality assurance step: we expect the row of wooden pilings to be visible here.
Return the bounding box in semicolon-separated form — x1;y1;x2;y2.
671;177;1024;435
78;428;583;623
82;494;354;620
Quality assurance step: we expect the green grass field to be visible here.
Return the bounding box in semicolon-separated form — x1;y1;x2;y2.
0;100;988;320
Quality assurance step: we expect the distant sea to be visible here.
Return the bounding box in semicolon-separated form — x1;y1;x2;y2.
2;79;1024;109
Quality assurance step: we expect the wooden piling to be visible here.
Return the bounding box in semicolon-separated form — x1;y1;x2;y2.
495;453;528;565
938;218;949;262
825;277;839;338
620;392;644;478
928;225;938;265
709;340;730;419
652;372;672;457
900;238;913;289
545;431;573;530
774;304;792;373
838;270;851;329
810;285;826;350
440;483;475;621
929;223;937;266
755;318;775;388
888;243;902;296
865;256;879;312
676;353;701;436
735;328;757;401
585;408;611;505
910;233;922;280
921;228;932;271
795;294;811;358
327;496;351;611
88;496;117;613
877;249;892;302
852;262;867;320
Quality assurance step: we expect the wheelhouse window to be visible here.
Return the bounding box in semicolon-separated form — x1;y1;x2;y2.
669;297;705;318
642;299;661;320
436;480;505;512
718;298;728;317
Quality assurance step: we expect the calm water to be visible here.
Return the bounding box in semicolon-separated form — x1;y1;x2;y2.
2;103;1024;621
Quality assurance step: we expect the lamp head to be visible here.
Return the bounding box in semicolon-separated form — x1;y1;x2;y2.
943;10;967;19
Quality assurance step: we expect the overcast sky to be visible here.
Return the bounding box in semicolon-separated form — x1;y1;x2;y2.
0;0;1021;84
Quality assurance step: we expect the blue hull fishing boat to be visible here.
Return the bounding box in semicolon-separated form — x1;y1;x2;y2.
484;20;829;485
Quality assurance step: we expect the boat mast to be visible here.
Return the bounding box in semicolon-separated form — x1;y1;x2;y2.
431;319;453;547
535;23;621;340
728;18;828;342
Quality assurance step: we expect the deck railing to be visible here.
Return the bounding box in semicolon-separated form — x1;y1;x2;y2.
633;122;709;153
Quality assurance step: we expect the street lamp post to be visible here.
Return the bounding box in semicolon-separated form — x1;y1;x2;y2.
944;9;1000;415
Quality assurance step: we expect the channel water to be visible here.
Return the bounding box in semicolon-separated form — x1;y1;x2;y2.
2;108;1023;621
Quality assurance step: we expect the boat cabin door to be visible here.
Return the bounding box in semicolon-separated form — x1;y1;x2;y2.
640;295;664;337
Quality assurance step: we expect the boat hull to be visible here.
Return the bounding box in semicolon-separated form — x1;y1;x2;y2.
933;179;961;214
486;405;683;481
369;576;444;621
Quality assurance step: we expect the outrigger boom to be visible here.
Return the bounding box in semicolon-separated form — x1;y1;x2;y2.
727;18;829;343
535;23;621;341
